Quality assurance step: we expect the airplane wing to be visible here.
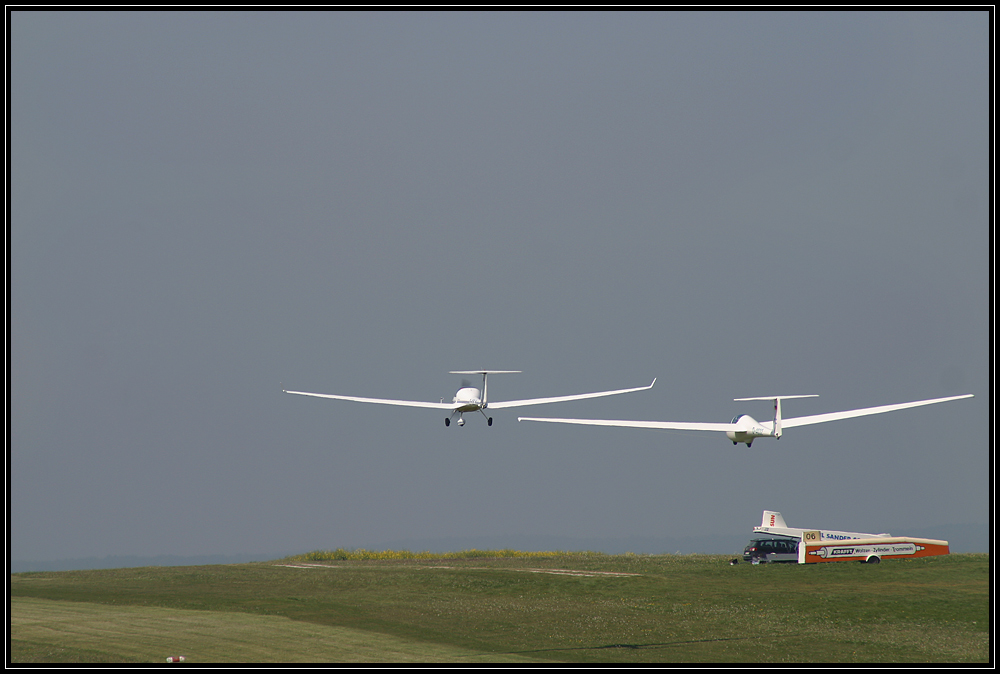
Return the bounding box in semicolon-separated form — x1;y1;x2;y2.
487;379;656;410
519;393;974;432
516;416;735;431
779;394;974;428
282;389;456;410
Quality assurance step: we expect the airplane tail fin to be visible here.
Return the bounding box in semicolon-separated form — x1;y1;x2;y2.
734;395;819;438
449;370;521;407
761;511;787;529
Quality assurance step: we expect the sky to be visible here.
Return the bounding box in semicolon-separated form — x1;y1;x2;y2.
10;11;990;563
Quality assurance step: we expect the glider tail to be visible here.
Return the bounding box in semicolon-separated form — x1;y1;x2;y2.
761;511;788;529
449;370;522;408
733;395;819;439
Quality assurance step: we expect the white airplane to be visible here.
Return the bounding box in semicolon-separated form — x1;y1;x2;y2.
284;371;656;427
518;393;973;446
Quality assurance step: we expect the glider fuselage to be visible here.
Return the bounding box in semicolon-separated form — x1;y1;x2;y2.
452;387;484;412
726;414;772;444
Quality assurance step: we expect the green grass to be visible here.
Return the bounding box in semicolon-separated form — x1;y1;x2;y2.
10;551;989;663
10;597;540;663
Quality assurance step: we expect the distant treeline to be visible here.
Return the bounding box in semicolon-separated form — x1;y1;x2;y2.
287;548;587;562
12;523;987;573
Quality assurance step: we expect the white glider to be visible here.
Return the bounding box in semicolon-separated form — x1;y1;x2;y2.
518;393;973;446
284;371;656;427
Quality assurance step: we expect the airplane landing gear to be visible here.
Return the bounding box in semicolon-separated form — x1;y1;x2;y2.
444;417;450;427
488;417;493;426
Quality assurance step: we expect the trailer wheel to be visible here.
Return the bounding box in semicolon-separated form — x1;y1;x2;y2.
866;556;881;564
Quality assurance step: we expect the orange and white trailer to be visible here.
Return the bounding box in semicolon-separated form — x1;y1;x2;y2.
749;511;950;564
799;536;950;564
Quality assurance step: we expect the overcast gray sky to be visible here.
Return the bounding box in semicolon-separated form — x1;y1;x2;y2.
11;11;989;563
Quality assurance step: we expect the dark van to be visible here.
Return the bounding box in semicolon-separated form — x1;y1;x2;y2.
743;537;799;563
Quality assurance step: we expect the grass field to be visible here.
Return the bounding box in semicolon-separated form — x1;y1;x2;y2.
10;552;989;663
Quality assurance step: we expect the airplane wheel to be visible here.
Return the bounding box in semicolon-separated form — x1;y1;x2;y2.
488;417;493;426
733;441;737;445
444;418;450;427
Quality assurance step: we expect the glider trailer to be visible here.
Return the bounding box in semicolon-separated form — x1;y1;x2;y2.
745;511;949;565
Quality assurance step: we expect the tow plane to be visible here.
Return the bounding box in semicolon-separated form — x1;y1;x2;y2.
518;393;973;446
284;371;656;427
